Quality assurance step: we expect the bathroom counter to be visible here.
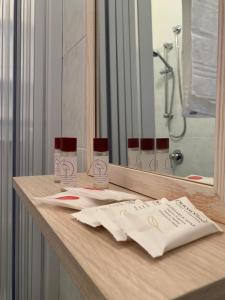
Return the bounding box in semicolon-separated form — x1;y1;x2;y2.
13;174;225;300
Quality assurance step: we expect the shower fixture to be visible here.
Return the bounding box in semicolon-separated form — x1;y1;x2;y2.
169;149;184;165
168;25;186;140
173;25;182;35
153;50;173;74
155;25;186;140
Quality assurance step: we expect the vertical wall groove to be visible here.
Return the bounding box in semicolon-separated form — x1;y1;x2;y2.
0;0;14;299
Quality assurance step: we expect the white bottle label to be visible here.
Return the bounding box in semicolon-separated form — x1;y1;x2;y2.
54;151;61;181
93;156;109;186
60;156;77;185
156;152;171;174
140;151;155;172
128;149;140;169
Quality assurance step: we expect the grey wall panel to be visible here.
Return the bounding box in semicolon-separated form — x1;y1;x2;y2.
97;0;155;163
115;0;127;165
59;264;84;300
96;0;108;138
129;0;142;138
137;0;155;138
15;0;62;299
122;0;133;139
0;0;14;299
108;0;120;164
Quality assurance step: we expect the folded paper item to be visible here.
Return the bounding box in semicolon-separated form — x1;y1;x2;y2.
72;199;143;228
72;198;169;241
64;187;139;202
96;199;169;241
33;191;106;210
120;197;223;258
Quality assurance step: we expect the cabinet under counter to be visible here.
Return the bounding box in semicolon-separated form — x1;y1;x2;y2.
13;174;225;300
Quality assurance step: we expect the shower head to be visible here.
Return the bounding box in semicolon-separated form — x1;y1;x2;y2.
153;50;158;57
173;25;182;35
153;50;173;73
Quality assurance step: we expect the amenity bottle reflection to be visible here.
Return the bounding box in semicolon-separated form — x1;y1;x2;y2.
140;138;155;172
127;138;140;169
156;138;171;174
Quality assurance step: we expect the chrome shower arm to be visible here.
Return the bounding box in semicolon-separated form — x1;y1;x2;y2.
153;50;174;73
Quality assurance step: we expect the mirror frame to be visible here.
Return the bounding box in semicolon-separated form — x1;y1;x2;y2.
86;0;225;224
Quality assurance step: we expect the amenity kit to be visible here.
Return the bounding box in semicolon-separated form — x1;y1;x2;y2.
34;173;222;258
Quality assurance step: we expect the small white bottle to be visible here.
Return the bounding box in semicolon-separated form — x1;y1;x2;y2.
127;138;140;169
156;138;171;174
54;137;61;182
93;138;109;189
140;138;155;172
60;137;77;186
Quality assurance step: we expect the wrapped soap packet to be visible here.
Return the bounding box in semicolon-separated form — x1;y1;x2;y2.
96;198;169;241
72;198;169;241
33;191;105;210
120;197;223;258
72;200;143;227
64;187;140;202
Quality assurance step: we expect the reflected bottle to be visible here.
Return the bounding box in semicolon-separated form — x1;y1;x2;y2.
140;138;155;172
127;138;140;169
93;138;109;189
156;138;171;174
60;138;77;186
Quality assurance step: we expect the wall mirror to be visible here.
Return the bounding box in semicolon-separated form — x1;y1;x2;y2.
87;0;225;223
96;0;217;184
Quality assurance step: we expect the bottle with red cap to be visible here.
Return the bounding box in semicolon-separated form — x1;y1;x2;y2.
60;137;77;186
156;138;171;174
140;138;155;172
54;137;61;182
127;138;140;169
93;138;109;189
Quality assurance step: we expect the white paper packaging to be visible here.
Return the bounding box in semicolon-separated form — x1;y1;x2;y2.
73;199;169;241
96;199;169;241
72;200;143;228
120;197;223;258
64;187;139;202
33;191;104;210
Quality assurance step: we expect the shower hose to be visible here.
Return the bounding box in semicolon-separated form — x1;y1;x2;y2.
167;35;186;141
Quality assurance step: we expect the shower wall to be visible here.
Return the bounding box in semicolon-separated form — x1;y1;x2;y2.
152;0;215;178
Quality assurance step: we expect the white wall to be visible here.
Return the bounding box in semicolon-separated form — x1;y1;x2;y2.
151;0;182;49
62;0;87;173
151;0;215;178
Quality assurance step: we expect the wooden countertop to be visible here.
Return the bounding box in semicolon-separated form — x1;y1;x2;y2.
13;175;225;300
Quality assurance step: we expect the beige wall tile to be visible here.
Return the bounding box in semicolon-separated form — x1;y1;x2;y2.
63;0;86;55
62;38;86;150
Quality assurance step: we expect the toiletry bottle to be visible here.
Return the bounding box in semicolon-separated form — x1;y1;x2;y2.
156;138;171;174
54;137;61;182
60;137;77;186
127;138;140;169
140;138;155;172
93;138;109;189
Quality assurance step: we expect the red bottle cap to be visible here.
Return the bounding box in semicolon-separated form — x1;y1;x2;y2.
60;137;77;152
94;138;108;152
128;138;139;148
140;138;155;150
156;138;169;150
55;137;61;149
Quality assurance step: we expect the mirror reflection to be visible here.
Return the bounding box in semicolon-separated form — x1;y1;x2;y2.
96;0;218;185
